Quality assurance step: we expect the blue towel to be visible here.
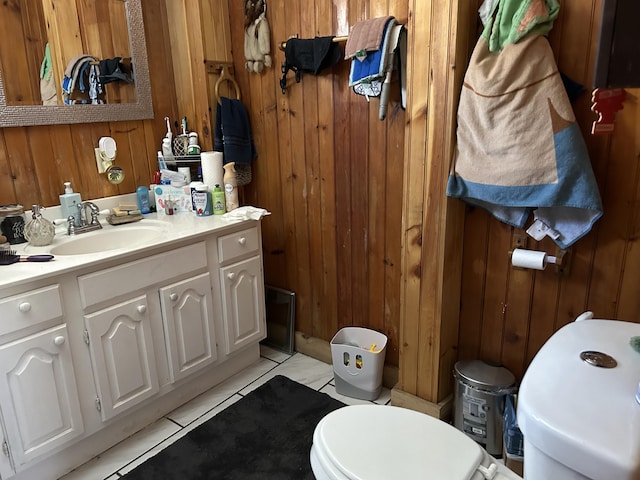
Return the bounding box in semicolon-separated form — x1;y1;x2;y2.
348;18;396;88
214;97;256;165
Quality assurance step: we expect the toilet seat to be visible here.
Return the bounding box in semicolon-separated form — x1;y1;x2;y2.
311;405;520;480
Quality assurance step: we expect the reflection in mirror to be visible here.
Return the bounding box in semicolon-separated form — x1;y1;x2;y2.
0;0;153;127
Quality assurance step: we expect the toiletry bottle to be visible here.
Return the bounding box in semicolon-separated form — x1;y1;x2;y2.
223;162;239;212
136;186;151;214
212;184;226;215
59;181;82;226
193;185;213;216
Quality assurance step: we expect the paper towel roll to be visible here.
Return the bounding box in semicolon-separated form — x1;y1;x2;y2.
201;151;224;189
511;249;548;270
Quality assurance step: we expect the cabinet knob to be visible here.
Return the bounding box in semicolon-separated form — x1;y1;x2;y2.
18;302;31;313
227;272;236;281
169;293;178;301
137;305;147;314
53;336;65;346
238;237;246;246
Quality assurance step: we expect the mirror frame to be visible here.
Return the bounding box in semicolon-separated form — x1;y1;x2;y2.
0;0;153;128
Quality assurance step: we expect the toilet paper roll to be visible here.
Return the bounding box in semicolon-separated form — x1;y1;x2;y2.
511;248;548;270
201;151;224;189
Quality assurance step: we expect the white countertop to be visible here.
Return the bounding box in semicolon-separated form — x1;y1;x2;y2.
1;193;265;291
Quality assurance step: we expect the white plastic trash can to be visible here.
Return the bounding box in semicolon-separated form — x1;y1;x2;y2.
330;327;387;401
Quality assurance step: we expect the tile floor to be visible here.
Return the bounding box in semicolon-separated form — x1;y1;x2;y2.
60;345;391;480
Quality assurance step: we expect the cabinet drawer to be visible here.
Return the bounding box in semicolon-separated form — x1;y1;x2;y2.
79;242;207;309
0;285;63;336
218;227;259;264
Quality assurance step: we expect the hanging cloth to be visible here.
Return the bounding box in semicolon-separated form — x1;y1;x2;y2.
279;36;341;94
480;0;560;52
446;0;602;249
39;43;56;105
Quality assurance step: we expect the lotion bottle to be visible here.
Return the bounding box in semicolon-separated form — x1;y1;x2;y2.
223;162;239;212
212;184;226;215
136;186;151;214
59;181;82;226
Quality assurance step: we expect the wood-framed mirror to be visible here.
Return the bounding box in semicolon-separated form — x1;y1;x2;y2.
0;0;153;127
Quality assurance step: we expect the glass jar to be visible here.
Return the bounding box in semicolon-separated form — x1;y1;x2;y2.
0;204;27;244
24;205;55;246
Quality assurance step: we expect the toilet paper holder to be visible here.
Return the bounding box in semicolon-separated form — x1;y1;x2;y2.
510;247;570;273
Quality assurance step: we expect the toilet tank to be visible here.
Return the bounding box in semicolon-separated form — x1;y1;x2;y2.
518;315;640;480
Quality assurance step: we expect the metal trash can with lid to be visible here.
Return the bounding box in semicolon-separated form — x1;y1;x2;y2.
453;360;516;457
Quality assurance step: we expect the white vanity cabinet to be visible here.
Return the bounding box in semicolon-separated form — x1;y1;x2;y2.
218;227;266;354
0;217;266;480
0;286;84;478
78;242;214;422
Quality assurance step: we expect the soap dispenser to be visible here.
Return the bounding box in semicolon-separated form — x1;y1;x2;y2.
59;182;82;226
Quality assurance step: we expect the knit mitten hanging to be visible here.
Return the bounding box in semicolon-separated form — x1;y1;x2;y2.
244;0;272;73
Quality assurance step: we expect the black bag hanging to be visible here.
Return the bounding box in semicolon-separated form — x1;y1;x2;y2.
279;36;341;94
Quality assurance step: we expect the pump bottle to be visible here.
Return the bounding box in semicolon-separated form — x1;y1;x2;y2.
223;162;239;212
59;182;82;226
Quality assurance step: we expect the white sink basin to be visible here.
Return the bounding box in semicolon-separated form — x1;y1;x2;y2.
49;225;167;255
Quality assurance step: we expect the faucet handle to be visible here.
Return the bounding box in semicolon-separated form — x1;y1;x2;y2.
67;216;76;235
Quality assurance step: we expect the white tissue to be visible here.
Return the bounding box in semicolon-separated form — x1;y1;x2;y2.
511;248;549;270
223;206;271;221
201;151;224;189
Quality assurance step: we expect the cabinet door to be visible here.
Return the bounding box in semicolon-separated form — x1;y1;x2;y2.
0;325;84;470
0;415;14;479
84;295;159;422
159;273;217;383
220;256;266;354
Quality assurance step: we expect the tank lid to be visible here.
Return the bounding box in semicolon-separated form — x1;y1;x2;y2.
454;360;516;392
518;319;640;479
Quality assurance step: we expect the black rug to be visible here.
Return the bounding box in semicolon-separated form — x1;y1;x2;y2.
121;375;345;480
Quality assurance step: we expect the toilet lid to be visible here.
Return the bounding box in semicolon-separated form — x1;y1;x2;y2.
314;405;496;480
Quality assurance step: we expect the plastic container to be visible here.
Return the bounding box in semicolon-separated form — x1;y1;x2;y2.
503;393;524;473
59;181;82;226
192;185;212;216
212;184;226;215
223;162;239;212
453;360;516;457
0;204;27;244
330;327;387;401
136;186;151;214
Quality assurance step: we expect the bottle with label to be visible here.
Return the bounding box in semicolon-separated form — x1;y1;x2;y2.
223;162;239;212
212;184;226;215
59;181;82;226
136;186;151;214
192;185;212;216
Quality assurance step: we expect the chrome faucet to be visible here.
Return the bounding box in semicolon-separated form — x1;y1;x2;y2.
67;201;103;235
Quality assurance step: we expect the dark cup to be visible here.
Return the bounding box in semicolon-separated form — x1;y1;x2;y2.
1;215;26;244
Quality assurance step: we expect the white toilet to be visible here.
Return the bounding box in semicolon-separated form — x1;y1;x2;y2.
310;404;522;480
311;312;640;480
518;313;640;479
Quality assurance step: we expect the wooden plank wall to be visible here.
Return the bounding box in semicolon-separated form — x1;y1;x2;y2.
456;0;640;382
227;0;409;366
0;2;177;209
2;0;639;398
